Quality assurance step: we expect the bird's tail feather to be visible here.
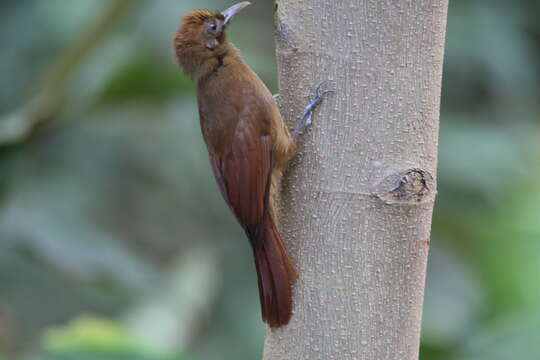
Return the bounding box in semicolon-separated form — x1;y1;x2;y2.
252;214;296;328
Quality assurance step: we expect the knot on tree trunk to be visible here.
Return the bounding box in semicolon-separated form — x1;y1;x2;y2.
374;168;435;205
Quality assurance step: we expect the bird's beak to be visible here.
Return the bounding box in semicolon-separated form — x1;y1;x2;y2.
221;1;251;26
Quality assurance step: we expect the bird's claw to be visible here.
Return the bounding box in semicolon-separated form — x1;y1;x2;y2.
293;82;334;140
309;81;334;104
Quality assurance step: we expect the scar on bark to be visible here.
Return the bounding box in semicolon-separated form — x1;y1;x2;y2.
374;168;435;205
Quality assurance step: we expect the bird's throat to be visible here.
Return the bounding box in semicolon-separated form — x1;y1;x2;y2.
176;41;234;82
203;50;229;80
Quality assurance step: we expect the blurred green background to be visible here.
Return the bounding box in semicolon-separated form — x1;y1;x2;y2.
0;0;539;359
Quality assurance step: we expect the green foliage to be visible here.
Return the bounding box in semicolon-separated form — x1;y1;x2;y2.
43;316;137;353
99;57;195;104
457;313;540;360
21;316;192;360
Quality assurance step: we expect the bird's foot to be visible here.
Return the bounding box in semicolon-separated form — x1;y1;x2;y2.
292;82;333;141
273;93;281;107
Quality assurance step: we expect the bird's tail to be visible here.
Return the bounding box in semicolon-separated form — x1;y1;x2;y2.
252;214;296;328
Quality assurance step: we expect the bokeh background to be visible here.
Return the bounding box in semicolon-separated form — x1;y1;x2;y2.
1;0;539;359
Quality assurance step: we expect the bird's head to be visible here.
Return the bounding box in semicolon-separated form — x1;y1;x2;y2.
173;2;250;78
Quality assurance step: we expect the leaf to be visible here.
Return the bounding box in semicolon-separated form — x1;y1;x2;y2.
456;312;540;360
37;315;194;360
98;57;194;104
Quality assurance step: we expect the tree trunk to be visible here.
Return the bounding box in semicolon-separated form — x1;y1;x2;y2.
265;1;448;359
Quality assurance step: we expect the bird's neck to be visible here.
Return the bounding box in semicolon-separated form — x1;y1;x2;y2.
177;41;240;82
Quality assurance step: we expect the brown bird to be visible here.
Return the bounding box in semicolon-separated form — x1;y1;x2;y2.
173;1;330;327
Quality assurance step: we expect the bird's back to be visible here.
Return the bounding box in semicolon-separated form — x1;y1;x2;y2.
197;46;276;155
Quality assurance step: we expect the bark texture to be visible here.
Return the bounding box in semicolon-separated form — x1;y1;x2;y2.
264;1;448;359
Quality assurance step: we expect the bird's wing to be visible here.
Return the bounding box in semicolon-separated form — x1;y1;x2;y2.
200;77;295;327
208;94;273;244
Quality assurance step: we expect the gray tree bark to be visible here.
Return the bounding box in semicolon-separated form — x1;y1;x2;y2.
265;1;448;359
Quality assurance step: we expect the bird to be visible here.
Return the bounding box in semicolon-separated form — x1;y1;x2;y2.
173;1;331;328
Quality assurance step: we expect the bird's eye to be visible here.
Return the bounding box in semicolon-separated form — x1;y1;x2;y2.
208;23;217;32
